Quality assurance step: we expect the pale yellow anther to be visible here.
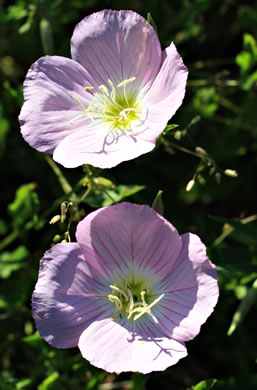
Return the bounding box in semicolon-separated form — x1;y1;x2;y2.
108;295;122;311
140;291;147;308
109;285;128;301
133;293;164;323
127;289;134;313
69;76;144;133
117;77;136;88
68;92;87;110
99;85;109;96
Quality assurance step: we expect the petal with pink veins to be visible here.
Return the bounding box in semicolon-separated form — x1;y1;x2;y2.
71;10;162;91
142;43;188;139
154;233;219;342
76;203;182;279
78;318;187;373
53;125;156;168
32;243;112;348
19;56;98;154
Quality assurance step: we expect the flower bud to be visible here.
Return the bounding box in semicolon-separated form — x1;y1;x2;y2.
174;131;182;140
49;215;61;224
186;179;195;192
215;172;221;184
53;235;61;243
195;146;208;158
224;169;238;178
93;177;115;189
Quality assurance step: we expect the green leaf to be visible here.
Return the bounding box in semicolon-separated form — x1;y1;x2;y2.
147;12;157;31
208;245;257;274
23;331;44;348
162;124;179;135
227;279;257;335
193;87;219;118
236;51;252;73
0;103;10;153
82;184;145;208
16;378;32;389
7;4;28;21
209;215;257;246
8;183;39;228
242;69;257;90
152;190;164;216
0;219;8;236
0;245;29;278
38;372;60;390
18;4;36;34
243;33;257;59
214;375;257;389
131;372;148;390
189;379;217;390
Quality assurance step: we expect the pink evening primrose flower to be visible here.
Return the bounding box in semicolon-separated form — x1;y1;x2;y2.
19;10;188;169
32;202;219;373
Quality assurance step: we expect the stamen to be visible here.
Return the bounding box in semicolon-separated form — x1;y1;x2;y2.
108;79;116;101
108;295;122;311
109;285;128;301
147;293;164;310
99;85;109;96
133;293;164;323
68;76;144;133
127;288;134;313
68;92;87;110
117;77;136;88
84;86;94;91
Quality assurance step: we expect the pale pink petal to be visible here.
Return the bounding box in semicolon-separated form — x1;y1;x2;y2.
78;318;187;373
76;203;182;279
53;125;156;168
142;42;188;140
32;243;112;348
154;233;219;342
19;56;97;154
71;10;162;91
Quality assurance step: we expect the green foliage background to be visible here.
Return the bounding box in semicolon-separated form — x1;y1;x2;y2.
1;0;257;389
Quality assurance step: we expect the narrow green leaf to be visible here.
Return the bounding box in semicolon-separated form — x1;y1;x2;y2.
152;190;164;216
227;279;257;335
147;12;157;31
38;372;60;390
8;183;39;228
82;184;145;208
189;378;217;390
209;215;257;246
162;124;178;135
23;331;43;347
0;246;29;278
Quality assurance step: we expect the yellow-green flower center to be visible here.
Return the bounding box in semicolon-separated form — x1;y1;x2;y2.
108;277;164;323
69;77;145;133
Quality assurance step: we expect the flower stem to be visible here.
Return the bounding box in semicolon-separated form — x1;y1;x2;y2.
44;155;73;195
